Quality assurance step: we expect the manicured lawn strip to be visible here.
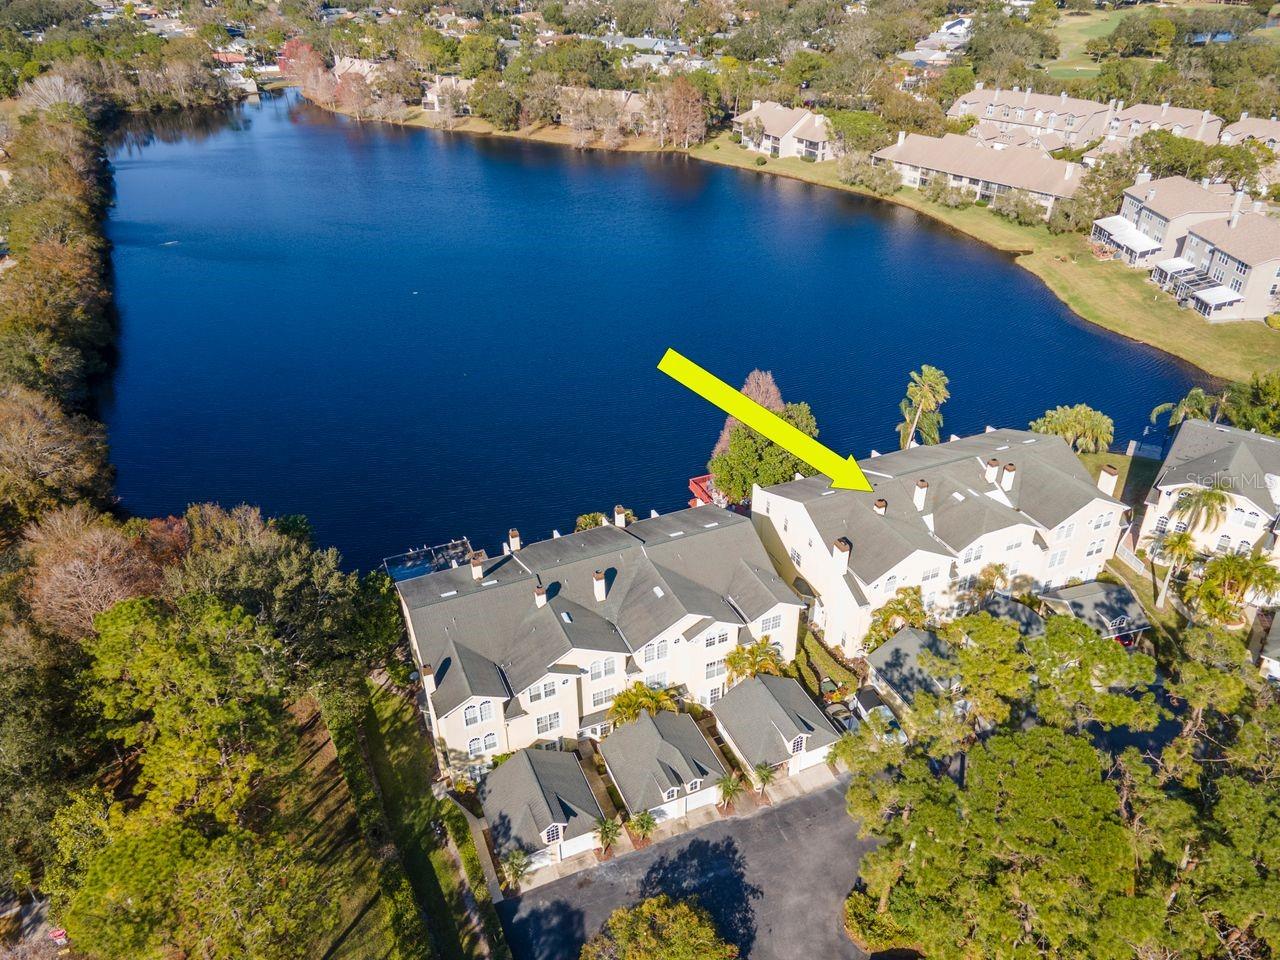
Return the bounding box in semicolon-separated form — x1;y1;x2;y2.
801;630;859;687
318;685;437;960
688;134;1280;382
1078;452;1163;509
365;681;512;960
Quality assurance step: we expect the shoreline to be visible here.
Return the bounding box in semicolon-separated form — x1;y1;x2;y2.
300;91;1280;382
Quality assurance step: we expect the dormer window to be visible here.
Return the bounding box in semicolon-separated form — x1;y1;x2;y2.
664;787;679;801
545;824;561;844
790;735;806;755
688;780;702;792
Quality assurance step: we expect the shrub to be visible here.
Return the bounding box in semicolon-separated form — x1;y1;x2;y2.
836;151;900;196
801;154;815;162
922;177;973;209
729;131;741;143
990;188;1045;226
1266;314;1280;330
754;156;767;166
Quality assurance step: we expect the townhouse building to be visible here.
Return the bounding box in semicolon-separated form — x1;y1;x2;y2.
1220;112;1280;151
871;132;1081;217
1136;419;1280;572
1155;206;1280;321
1092;174;1238;268
947;83;1224;148
422;75;475;114
732;100;836;161
946;84;1115;145
395;506;803;778
1106;102;1222;145
751;429;1128;656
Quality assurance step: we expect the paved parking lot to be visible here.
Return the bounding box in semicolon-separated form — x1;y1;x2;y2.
498;777;873;960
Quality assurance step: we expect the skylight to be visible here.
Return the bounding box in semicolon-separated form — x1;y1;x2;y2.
439;590;458;598
669;530;685;538
701;521;719;528
560;611;573;624
653;586;665;598
481;579;497;586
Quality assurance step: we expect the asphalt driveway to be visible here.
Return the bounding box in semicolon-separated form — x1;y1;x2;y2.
497;777;872;960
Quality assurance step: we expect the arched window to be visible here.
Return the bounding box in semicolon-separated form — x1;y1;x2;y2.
1155;516;1169;535
478;701;493;722
1238;540;1252;555
463;705;478;727
790;735;805;755
664;788;679;801
545;824;561;843
468;738;482;758
483;732;497;751
1216;534;1231;553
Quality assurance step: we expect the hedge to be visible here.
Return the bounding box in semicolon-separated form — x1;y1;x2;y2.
318;684;437;960
441;801;512;960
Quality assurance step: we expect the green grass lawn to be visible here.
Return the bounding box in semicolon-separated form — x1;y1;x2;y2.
688;135;1280;382
362;682;487;960
1042;3;1223;78
1078;452;1163;509
279;700;398;960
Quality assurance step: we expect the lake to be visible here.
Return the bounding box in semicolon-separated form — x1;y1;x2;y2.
102;91;1203;570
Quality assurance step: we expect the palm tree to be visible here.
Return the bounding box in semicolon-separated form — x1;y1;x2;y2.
629;810;657;841
1147;529;1198;609
500;850;530;889
1150;387;1228;428
1201;550;1280;606
752;762;777;796
1172;483;1231;533
897;365;950;449
716;771;745;809
1028;404;1114;453
607;683;677;724
1186;579;1241;626
595;816;621;853
725;638;784;683
865;587;926;652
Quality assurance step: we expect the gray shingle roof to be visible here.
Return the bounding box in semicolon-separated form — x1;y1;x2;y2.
712;674;838;768
978;595;1046;637
479;749;602;857
764;429;1115;583
866;627;956;708
398;507;800;715
1156;419;1280;515
433;639;510;717
599;711;725;813
1039;581;1150;639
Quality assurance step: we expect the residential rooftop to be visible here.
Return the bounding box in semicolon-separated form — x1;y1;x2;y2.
872;133;1082;199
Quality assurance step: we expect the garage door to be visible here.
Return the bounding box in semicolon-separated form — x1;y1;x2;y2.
796;746;829;771
686;787;718;811
652;799;683;822
558;831;597;860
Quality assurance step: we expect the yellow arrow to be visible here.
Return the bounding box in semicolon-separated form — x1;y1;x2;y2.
658;348;874;492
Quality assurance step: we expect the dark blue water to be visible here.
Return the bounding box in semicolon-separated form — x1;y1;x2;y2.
102;91;1202;570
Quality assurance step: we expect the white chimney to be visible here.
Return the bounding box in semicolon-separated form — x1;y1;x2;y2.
914;479;928;511
1230;190;1244;227
1200;176;1210;188
613;505;627;527
873;498;887;516
1060;90;1067;104
1240;110;1249;120
534;585;547;608
897;130;906;145
470;554;483;580
1117;99;1125;112
832;538;851;570
508;528;521;552
1097;464;1119;497
1000;463;1017;492
420;667;436;696
984;457;999;483
975;80;984;90
593;570;606;603
1160;102;1170;117
1135;170;1152;185
1065;164;1074;180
